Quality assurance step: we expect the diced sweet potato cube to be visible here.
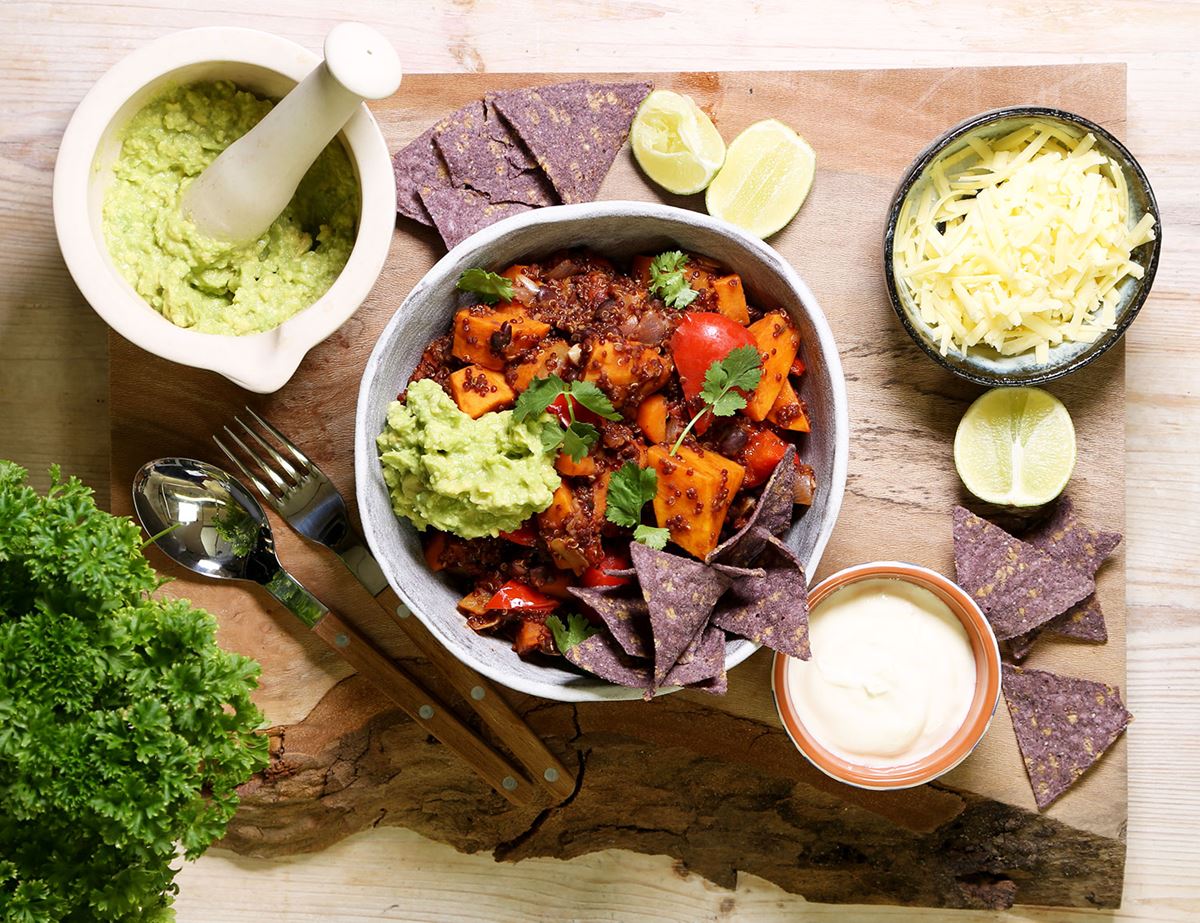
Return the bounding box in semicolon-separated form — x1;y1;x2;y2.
766;378;811;432
452;305;551;370
636;394;668;443
510;340;570;392
536;571;574;599
513;619;554;656
582;338;673;407
711;274;750;324
538;483;577;531
631;255;653;284
449;365;515;419
424;532;448;572
745;312;800;421
555;452;597;477
592;472;610;524
647;444;745;559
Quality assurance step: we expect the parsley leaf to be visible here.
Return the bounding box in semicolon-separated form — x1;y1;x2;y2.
456;267;514;304
648;250;699;309
565;379;621;421
0;461;268;920
671;345;763;454
547;612;599;653
561;421;598;462
634;524;670;549
514;374;567;423
606;461;659;528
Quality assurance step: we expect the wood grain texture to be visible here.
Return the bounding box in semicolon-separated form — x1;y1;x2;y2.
106;65;1128;909
1;1;1197;920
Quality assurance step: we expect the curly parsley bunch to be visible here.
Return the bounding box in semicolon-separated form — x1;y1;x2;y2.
0;462;268;922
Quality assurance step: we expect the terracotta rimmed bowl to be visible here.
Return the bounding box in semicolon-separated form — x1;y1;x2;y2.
883;106;1161;387
772;562;1001;789
52;27;396;393
356;201;850;703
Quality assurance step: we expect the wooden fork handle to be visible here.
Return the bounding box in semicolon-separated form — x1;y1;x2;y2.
311;610;536;807
376;585;577;802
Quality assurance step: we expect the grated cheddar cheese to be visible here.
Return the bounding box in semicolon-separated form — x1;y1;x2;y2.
893;121;1156;364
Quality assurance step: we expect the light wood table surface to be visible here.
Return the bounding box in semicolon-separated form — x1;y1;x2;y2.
1;2;1196;920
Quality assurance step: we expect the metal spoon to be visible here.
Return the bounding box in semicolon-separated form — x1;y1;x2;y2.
131;457;536;806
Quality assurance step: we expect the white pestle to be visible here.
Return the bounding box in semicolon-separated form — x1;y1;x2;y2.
182;22;402;244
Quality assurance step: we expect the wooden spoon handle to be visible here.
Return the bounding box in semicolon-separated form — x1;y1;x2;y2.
377;585;577;802
311;609;536;806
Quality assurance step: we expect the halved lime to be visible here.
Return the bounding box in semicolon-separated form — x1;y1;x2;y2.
631;90;726;195
704;119;815;238
954;387;1076;507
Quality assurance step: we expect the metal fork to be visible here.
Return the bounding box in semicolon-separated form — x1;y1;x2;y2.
215;407;576;803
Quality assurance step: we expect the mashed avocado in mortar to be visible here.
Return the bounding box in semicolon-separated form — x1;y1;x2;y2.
102;80;358;336
377;379;561;539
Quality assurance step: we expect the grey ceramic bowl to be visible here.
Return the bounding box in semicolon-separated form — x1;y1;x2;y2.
884;106;1161;387
355;202;849;702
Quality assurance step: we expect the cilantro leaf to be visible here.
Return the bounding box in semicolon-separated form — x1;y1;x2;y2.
456;267;514;304
561;421;598;461
547;612;599;654
700;344;763;417
648;250;699;309
606;461;658;528
515;376;620;461
540;421;566;453
634;524;670;550
566;379;621;421
513;375;567;423
671;345;763;454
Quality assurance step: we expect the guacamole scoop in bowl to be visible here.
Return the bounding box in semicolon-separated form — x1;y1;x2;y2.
377;379;560;539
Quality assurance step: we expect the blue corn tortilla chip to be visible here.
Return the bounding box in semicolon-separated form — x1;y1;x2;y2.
1007;596;1108;661
434;99;557;208
563;631;652;691
629;541;730;687
1002;664;1132;809
711;529;811;660
1026;495;1123;575
708;446;796;567
418;185;532;250
662;623;726;688
490;80;652;204
568;585;651;659
688;668;729;696
1005;498;1121;659
952;507;1093;642
392;124;449;226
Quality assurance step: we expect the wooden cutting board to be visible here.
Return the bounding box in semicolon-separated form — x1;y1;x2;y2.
109;64;1130;910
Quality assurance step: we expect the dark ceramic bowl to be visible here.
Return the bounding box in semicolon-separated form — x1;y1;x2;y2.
883;106;1161;387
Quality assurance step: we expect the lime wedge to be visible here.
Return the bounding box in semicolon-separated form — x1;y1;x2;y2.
704;119;815;238
631;90;726;195
954;387;1076;508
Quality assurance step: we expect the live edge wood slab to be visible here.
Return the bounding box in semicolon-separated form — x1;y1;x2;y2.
109;64;1129;911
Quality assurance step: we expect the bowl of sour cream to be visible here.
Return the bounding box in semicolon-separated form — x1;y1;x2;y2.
772;562;1001;789
53;27;396;393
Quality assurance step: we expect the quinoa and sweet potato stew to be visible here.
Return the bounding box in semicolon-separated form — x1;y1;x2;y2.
379;248;816;672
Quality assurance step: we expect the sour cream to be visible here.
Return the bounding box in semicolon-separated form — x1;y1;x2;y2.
786;578;976;768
